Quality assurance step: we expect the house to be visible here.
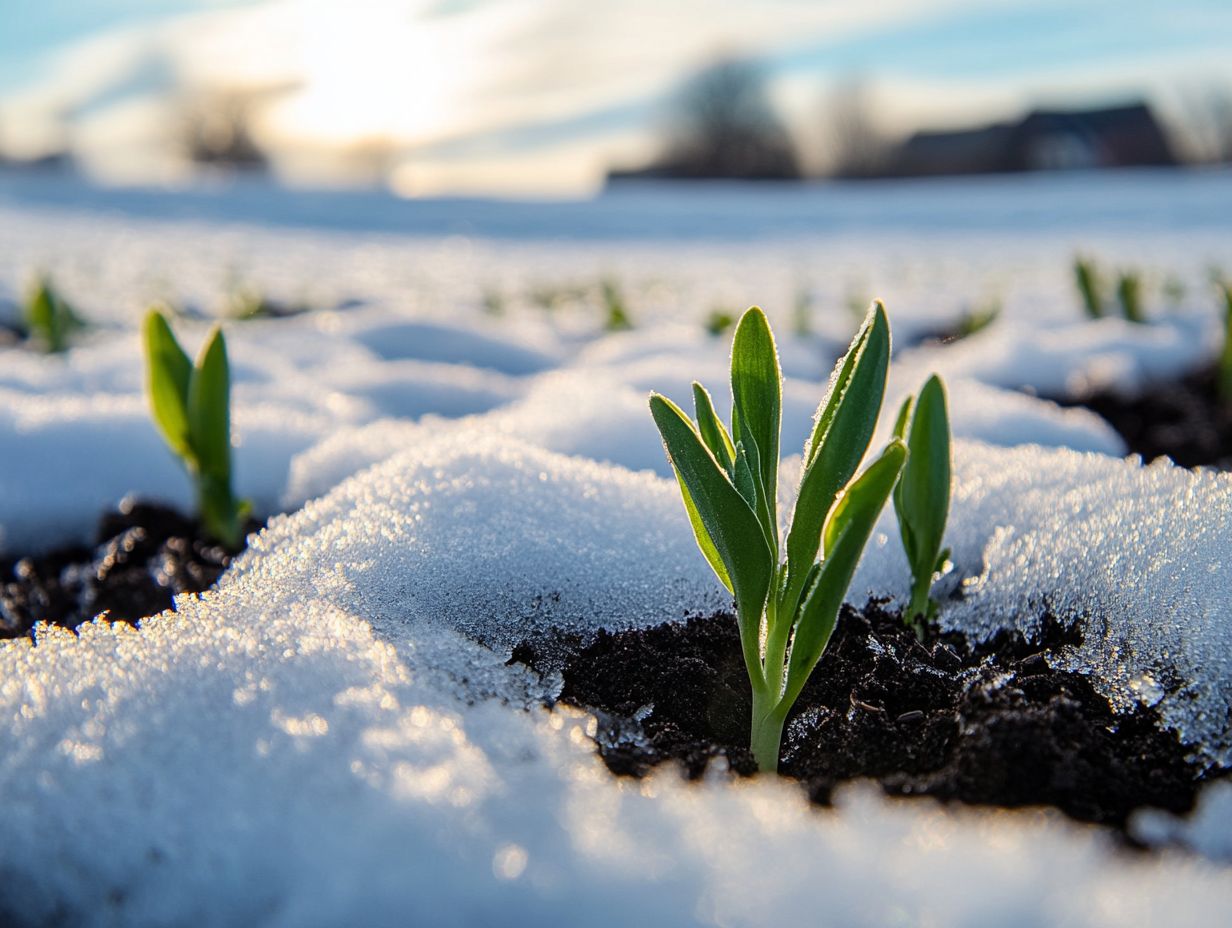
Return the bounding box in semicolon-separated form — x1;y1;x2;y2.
887;102;1177;178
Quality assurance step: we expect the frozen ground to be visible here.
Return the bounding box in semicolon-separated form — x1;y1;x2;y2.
2;174;1232;925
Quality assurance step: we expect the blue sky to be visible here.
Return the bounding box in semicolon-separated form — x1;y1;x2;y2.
1;0;1229;194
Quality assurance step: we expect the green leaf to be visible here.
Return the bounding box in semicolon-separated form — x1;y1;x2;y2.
1074;256;1104;319
188;326;232;482
782;440;906;709
650;393;774;675
674;475;733;594
730;307;781;550
1218;281;1232;402
25;278;81;353
1117;271;1145;324
780;303;889;618
26;281;53;341
692;382;735;470
733;442;758;512
893;374;950;595
143;310;194;460
734;426;776;553
892;395;913;441
935;547;951;574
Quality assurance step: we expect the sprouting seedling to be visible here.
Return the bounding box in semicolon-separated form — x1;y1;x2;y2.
599;279;634;332
1074;255;1105;319
226;284;307;320
1116;270;1145;324
891;374;951;632
649;304;906;773
952;298;1001;341
143;309;249;548
703;307;736;337
24;276;86;353
1217;278;1232;404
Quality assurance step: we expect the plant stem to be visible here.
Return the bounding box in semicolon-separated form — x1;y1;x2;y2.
905;574;932;638
750;689;786;773
761;595;788;697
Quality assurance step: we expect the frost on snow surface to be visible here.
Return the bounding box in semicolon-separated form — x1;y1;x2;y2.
2;192;1232;925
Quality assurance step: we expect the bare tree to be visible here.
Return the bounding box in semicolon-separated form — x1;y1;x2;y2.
821;78;890;179
176;87;275;170
658;57;800;180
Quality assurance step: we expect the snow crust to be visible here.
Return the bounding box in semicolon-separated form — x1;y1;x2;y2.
3;191;1232;924
7;432;1232;926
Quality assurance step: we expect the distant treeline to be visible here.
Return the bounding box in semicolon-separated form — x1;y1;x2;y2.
607;57;1232;184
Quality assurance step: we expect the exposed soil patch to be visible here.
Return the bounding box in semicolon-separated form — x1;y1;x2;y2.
1057;361;1232;468
512;602;1211;837
0;500;257;639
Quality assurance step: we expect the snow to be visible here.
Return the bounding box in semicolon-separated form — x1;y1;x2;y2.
3;174;1232;924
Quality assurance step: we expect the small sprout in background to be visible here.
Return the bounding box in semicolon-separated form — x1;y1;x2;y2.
892;375;952;633
1217;277;1232;404
1074;255;1105;319
703;307;736;337
143;309;250;548
650;304;907;772
791;285;814;338
952;297;1001;340
599;279;634;332
933;298;1001;345
226;284;306;320
1116;270;1145;324
24;275;86;353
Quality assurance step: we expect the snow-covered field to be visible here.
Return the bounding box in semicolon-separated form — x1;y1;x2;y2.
2;172;1232;925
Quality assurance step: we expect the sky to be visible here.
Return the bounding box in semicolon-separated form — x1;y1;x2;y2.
0;0;1230;196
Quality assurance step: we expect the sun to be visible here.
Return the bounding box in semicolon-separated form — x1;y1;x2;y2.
263;0;497;148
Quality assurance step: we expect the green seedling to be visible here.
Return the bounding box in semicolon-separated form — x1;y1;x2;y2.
599;279;634;332
892;375;951;631
952;298;1001;341
1074;256;1105;319
226;285;307;320
704;307;736;337
1217;278;1232;404
143;309;249;548
1116;271;1145;324
650;304;906;772
24;276;85;353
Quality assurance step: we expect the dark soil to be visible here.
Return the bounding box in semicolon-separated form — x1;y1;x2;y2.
512;602;1212;836
0;500;256;639
1056;361;1232;468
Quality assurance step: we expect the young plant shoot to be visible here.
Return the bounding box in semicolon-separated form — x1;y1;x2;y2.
143;309;249;548
649;304;906;772
599;279;634;332
24;276;85;353
1116;271;1145;324
1220;279;1232;404
1074;256;1105;319
892;375;952;631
